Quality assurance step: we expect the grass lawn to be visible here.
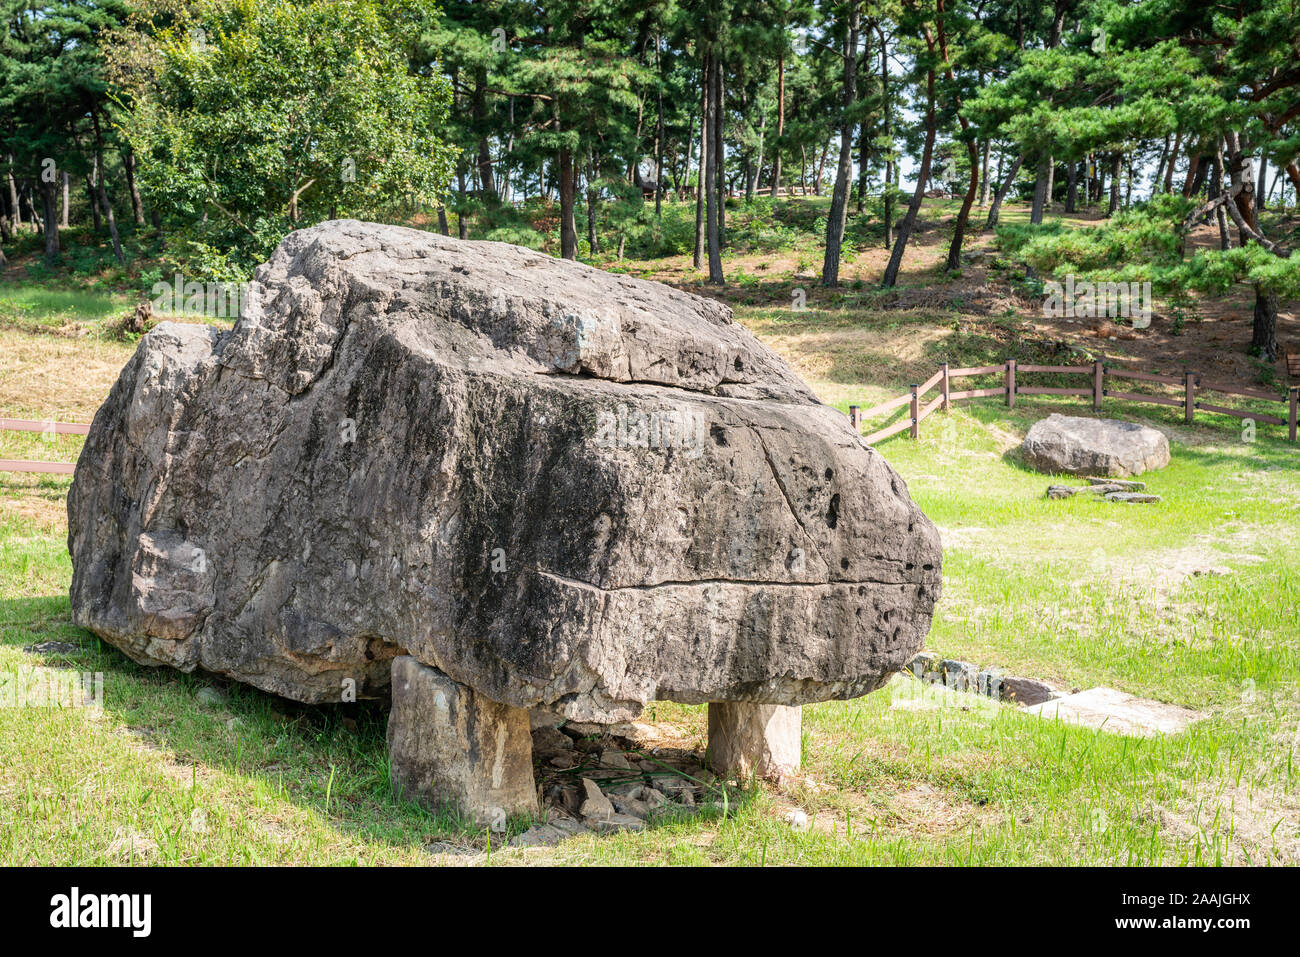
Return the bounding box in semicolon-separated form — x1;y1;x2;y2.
3;201;1299;865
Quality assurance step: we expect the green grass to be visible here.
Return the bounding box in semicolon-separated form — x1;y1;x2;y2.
0;283;133;334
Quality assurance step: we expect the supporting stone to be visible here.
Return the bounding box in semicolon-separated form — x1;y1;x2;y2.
387;656;538;828
705;702;801;782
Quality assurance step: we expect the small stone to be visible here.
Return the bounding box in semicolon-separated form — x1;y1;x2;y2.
976;669;1004;698
600;749;634;770
611;796;651;818
1024;686;1205;737
549;752;579;769
642;787;669;808
564;721;605;738
905;651;938;678
196;687;226;708
531;726;573;755
1105;492;1161;504
548;815;588;837
579;778;615;821
528;709;566;731
546;784;582;815
1085;483;1126;494
940;659;978;692
1000;676;1057;706
1021;414;1169;477
1045;485;1080;499
785;809;809;832
1086;477;1145;490
23;640;81;655
586;813;646;834
509;824;567;848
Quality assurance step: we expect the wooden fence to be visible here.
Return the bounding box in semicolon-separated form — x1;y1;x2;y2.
0;417;89;474
850;360;1300;445
5;362;1298;475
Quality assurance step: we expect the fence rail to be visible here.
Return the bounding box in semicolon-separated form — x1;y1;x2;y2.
6;362;1298;476
849;359;1300;446
0;418;89;474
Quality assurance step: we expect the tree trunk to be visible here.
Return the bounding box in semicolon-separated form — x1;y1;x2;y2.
769;53;784;198
936;9;977;271
1153;135;1170;197
694;55;710;268
883;67;935;288
1251;285;1278;361
87;162;101;232
1210;152;1231;250
40;178;59;264
1256;154;1268;211
1181;143;1201;197
821;4;860;287
715;61;726;248
558;144;577;259
879;24;892;246
472;69;497;205
457;164;468;239
986;154;1023;229
91;110;124;264
979;140;991;207
946;137;978;271
1030;156;1050;224
124;148;145;225
1164;133;1180;193
1106;152;1121;216
6;161;19;226
705;50;724;284
586;160;599;256
1065;159;1078;212
655;32;665;219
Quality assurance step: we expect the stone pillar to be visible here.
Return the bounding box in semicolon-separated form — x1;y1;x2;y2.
706;702;801;782
387;656;537;828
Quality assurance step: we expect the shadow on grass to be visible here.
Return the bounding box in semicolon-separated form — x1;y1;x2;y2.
1;595;738;854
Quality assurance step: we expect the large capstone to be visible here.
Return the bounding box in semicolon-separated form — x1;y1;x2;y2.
1020;414;1170;477
69;221;941;729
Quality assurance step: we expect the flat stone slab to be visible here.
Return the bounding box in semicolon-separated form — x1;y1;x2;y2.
1021;414;1170;477
1022;686;1204;737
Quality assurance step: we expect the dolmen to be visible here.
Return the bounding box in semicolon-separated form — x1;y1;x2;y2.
68;221;941;825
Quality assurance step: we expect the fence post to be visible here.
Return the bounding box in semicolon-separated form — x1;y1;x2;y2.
1184;372;1196;425
849;405;861;432
1093;361;1103;412
1290;387;1298;443
1005;359;1016;409
909;384;919;439
941;362;951;412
